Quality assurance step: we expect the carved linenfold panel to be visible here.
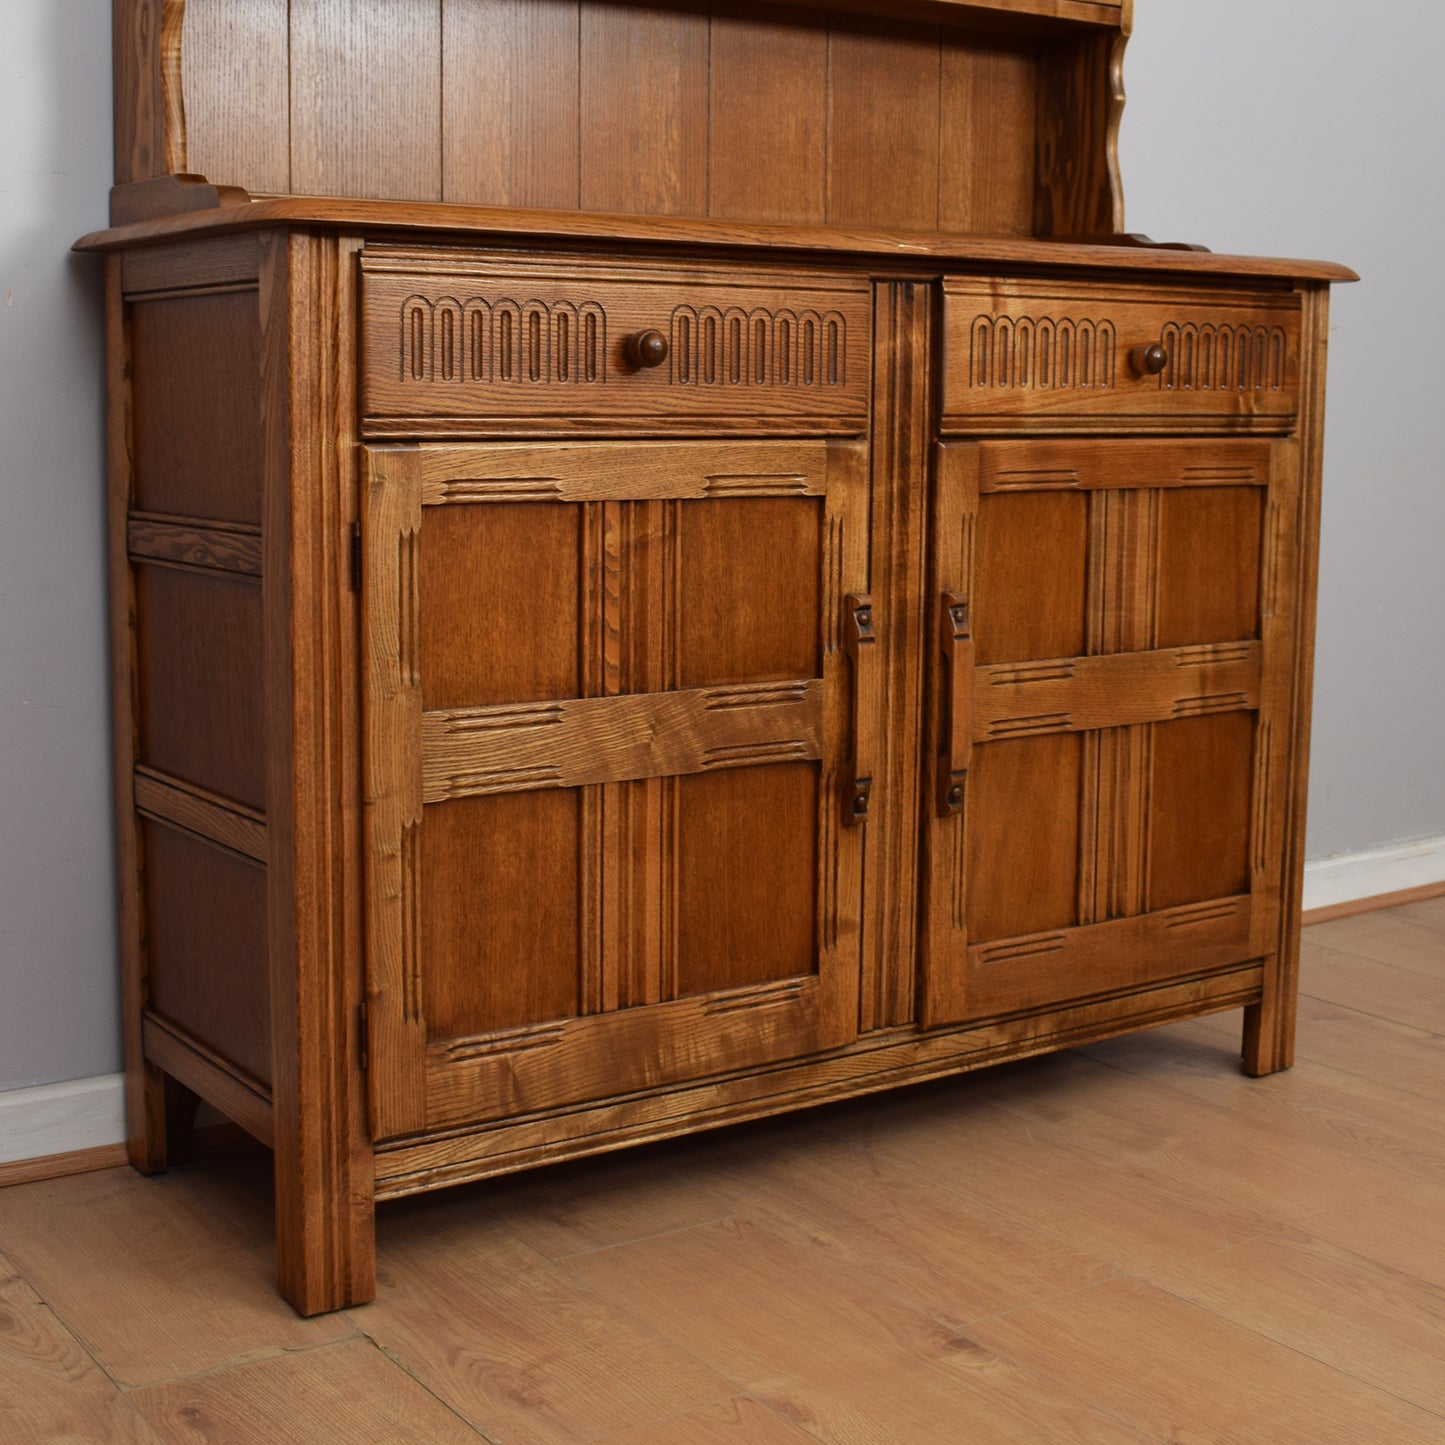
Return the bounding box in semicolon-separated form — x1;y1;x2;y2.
400;294;607;387
967;314;1116;391
420;680;823;802
1159;323;1288;395
670;306;848;389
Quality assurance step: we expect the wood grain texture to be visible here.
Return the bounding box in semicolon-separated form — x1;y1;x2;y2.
129;287;263;524
142;1012;275;1147
708;8;827;224
264;231;376;1314
579;3;709;218
359;251;872;436
827;17;942;230
141;819;271;1084
290;0;443;200
75;200;1360;287
420;682;823;802
126;1337;486;1443
179;0;291;194
1244;288;1331;1075
0;1161;355;1386
134;564;267;810
859;282;932;1032
0;1258;165;1444
443;0;581;210
939;35;1037;234
940;276;1303;431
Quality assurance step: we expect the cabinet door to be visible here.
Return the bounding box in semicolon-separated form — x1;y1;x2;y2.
919;439;1300;1026
362;440;871;1137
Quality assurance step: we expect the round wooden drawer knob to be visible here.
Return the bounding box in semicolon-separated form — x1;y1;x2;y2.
623;329;670;369
1130;342;1169;377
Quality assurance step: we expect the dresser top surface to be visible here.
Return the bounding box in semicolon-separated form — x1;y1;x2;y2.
74;195;1356;286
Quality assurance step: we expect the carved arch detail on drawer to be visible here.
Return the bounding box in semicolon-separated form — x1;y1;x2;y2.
399;294;608;386
967;314;1117;392
1157;321;1288;395
669;305;849;390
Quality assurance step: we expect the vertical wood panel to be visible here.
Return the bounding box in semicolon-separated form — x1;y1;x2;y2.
1148;713;1254;912
675;764;818;997
1034;31;1122;236
422;791;584;1035
939;38;1037;236
180;0;291;193
827;18;941;230
966;733;1081;942
135;567;267;811
291;0;443;200
419;502;582;710
579;3;709;217
114;0;175;181
676;498;823;689
708;7;827;224
1155;488;1264;649
142;822;272;1084
130;289;264;526
973;492;1088;666
443;0;581;209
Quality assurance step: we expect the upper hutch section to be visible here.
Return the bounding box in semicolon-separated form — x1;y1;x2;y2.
114;0;1130;238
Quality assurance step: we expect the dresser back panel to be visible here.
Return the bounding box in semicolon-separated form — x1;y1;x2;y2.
115;0;1123;236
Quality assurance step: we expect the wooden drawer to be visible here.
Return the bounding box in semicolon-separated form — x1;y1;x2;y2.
359;248;872;438
940;277;1302;432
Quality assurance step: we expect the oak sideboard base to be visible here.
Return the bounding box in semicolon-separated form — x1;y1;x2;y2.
87;0;1349;1316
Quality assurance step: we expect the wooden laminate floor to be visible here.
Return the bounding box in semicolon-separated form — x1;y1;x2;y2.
3;900;1444;1443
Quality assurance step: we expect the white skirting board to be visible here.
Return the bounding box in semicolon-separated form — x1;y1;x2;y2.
1300;833;1445;914
0;1072;124;1166
2;834;1443;1169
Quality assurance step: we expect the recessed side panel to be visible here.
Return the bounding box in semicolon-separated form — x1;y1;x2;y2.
134;565;267;812
130;290;264;525
143;819;271;1086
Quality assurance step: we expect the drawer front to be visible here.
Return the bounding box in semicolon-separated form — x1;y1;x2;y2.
940;278;1302;432
360;248;872;438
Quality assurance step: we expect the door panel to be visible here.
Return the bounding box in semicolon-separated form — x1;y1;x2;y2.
364;439;869;1137
921;436;1297;1028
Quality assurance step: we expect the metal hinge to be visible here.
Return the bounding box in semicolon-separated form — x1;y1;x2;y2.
349;521;362;592
357;1000;369;1072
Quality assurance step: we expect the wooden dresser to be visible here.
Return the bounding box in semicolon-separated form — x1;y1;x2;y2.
82;0;1354;1314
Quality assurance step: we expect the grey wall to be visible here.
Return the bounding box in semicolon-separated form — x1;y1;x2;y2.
1;0;117;1090
1122;3;1445;856
1;0;1440;1092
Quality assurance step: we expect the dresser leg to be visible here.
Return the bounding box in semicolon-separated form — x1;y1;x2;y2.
1241;949;1298;1076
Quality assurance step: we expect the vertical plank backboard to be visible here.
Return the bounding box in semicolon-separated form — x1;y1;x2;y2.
181;0;291;194
939;37;1037;236
443;0;581;209
827;18;941;230
291;0;443;201
708;8;827;224
579;2;709;217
